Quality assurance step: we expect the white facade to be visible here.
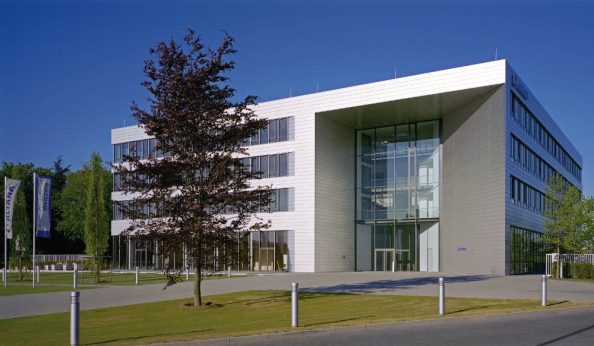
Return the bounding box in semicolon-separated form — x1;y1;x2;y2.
111;60;582;274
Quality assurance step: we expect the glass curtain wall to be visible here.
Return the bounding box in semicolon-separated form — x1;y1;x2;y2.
356;120;440;272
510;226;544;274
249;230;291;272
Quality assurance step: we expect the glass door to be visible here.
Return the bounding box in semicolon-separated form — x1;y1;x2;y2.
135;248;146;269
374;249;395;271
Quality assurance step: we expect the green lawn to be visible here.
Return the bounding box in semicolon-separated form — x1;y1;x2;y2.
0;284;93;296
5;271;166;286
1;290;590;346
1;272;242;296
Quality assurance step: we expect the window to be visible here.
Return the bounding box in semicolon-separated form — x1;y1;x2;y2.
149;139;157;158
242;117;294;147
510;226;544;275
113;174;121;191
260;124;269;144
241;152;294;178
279;118;288;141
511;93;581;182
260;155;269;178
279;153;288;177
510;176;547;213
113;144;122;163
268;119;278;143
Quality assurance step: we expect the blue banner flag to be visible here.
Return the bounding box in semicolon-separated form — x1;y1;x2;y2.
5;178;21;240
35;174;52;238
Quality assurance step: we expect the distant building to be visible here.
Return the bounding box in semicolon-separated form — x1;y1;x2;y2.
110;60;582;275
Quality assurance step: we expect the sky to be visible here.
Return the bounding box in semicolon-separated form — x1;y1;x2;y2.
0;0;593;195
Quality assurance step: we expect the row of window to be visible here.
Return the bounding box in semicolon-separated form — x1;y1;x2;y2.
239;153;294;179
510;176;547;213
112;188;295;220
510;226;544;275
511;94;581;181
113;138;168;163
113;152;295;191
242;117;294;146
113;116;295;163
510;135;558;185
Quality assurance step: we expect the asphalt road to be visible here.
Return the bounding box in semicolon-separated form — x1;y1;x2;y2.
3;271;594;319
171;306;594;346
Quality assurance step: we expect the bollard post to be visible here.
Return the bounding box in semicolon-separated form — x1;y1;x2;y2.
227;266;231;278
36;266;40;283
541;275;547;307
135;266;139;285
560;262;563;279
73;268;78;289
291;282;299;328
186;267;189;281
70;291;80;346
438;277;445;316
2;268;5;287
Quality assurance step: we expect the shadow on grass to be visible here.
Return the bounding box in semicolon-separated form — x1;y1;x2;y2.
546;300;569;307
307;275;491;294
447;305;491;314
301;315;375;328
86;328;214;345
222;291;344;307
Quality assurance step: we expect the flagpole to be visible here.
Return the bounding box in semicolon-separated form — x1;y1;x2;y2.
4;176;7;287
32;173;36;288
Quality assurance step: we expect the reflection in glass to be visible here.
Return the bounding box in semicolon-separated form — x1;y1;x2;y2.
356;120;440;222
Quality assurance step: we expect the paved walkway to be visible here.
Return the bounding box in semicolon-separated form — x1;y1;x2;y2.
164;306;594;345
2;272;594;319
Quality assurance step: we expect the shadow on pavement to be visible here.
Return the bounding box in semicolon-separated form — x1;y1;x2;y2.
537;324;594;346
305;275;491;294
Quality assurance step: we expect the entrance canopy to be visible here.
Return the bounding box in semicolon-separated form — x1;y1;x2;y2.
316;85;501;130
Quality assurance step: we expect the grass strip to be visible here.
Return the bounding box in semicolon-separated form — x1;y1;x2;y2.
1;290;591;345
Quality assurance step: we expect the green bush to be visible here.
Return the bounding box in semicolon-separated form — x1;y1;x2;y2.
569;262;594;280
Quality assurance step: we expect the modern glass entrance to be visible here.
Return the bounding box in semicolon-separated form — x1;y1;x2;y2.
250;230;291;272
375;249;395;272
356;120;440;272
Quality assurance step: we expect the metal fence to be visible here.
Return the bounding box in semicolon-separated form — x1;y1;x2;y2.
34;254;89;263
545;253;594;276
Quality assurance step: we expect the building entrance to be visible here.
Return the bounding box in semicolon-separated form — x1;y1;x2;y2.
374;249;395;272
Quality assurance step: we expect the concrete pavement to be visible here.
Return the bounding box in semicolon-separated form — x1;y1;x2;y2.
2;271;594;319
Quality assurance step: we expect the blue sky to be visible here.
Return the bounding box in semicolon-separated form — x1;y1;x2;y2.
1;0;593;195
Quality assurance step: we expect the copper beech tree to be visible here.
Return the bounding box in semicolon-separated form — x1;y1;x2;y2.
115;30;271;306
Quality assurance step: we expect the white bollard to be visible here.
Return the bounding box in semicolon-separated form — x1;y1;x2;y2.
70;291;80;346
560;262;563;279
135;266;139;285
73;268;78;289
2;268;5;287
227;266;231;278
291;282;299;328
186;267;189;281
541;275;547;307
438;277;445;316
36;266;40;283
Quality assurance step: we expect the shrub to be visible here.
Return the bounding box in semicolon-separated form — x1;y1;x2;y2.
568;262;594;280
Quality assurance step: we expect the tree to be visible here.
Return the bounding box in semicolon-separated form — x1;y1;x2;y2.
1;163;36;280
581;197;594;252
83;153;110;283
56;158;111;246
116;30;271;306
55;170;87;242
542;175;582;254
10;177;31;281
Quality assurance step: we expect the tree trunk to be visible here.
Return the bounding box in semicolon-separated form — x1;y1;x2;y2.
193;257;202;306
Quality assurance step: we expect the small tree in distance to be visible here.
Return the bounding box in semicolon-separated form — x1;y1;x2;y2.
84;153;110;284
117;30;272;306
